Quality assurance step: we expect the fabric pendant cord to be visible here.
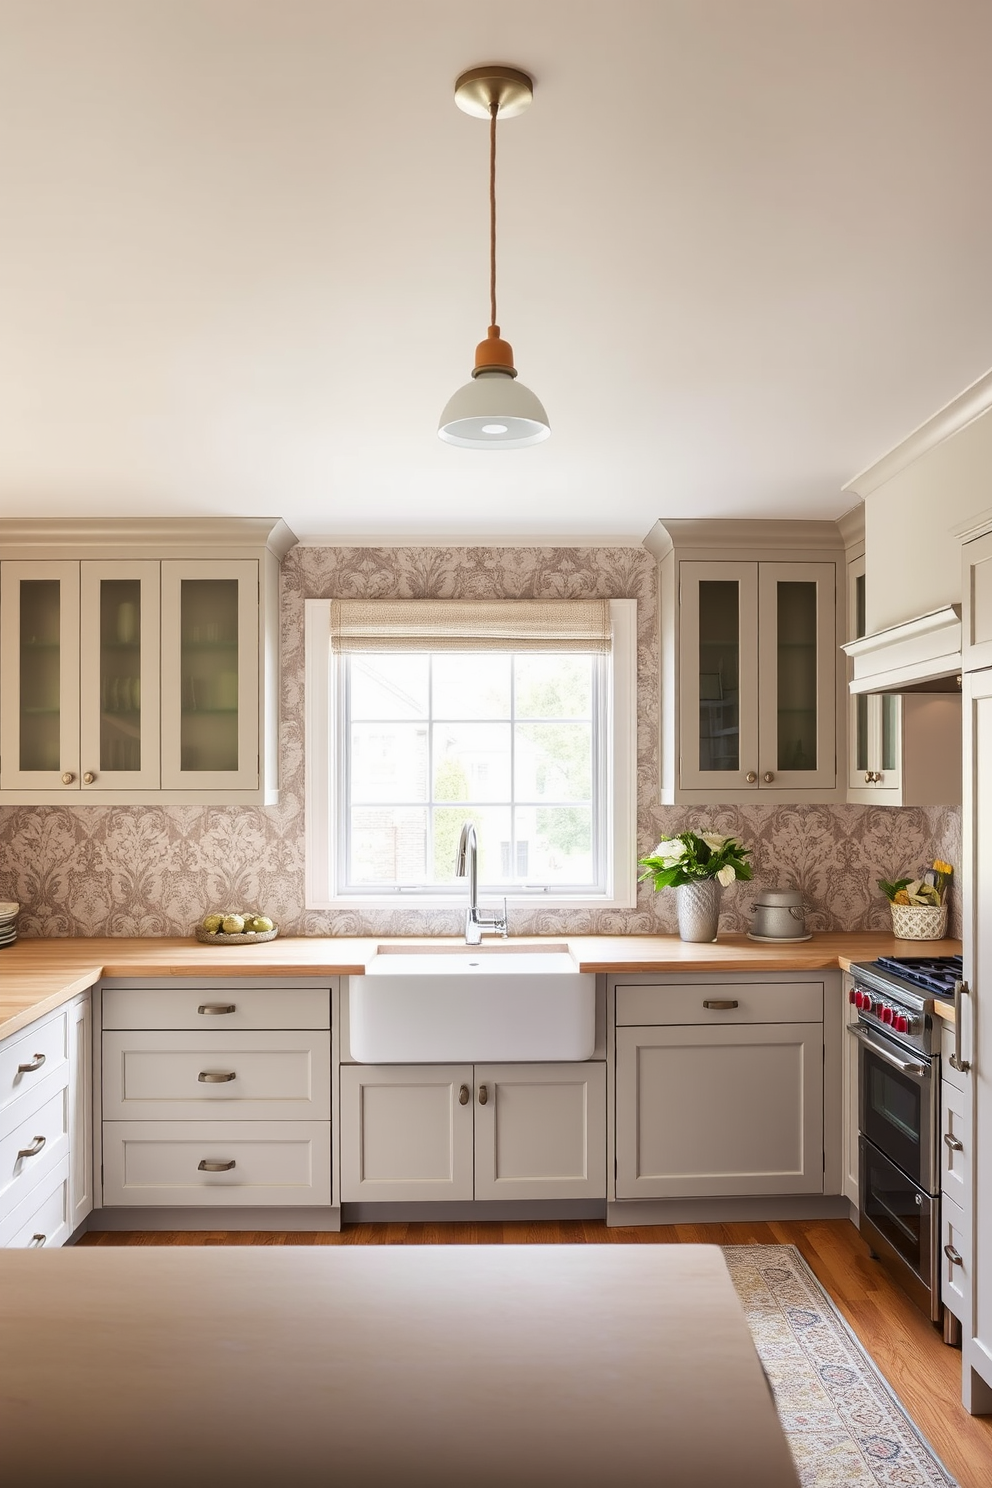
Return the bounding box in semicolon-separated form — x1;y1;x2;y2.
676;879;723;943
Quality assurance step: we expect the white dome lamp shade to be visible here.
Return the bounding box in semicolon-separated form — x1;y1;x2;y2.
438;66;550;450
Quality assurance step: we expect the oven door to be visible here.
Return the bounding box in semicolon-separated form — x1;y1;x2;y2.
853;1021;937;1194
859;1137;940;1321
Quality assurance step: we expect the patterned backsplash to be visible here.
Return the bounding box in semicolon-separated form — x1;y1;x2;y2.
0;544;962;940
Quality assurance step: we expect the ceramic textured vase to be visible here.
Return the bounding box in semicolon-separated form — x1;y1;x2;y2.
676;879;723;942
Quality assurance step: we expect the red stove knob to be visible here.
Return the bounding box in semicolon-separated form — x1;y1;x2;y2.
895;1014;909;1034
881;1006;894;1025
856;990;867;1010
849;987;857;1004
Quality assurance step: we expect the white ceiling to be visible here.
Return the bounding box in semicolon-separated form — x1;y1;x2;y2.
1;1;991;544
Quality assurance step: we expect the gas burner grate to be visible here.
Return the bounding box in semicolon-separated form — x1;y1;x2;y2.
875;955;963;996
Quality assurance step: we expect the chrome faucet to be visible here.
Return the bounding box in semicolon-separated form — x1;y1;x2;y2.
454;822;508;945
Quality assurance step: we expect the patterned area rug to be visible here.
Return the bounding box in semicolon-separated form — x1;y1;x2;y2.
723;1245;958;1487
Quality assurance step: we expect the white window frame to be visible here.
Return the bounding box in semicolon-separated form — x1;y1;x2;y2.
305;598;637;911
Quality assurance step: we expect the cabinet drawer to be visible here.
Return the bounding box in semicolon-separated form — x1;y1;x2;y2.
1;1008;69;1120
0;1085;69;1218
941;1023;964;1091
941;1075;970;1211
102;1031;330;1120
102;1121;331;1206
102;985;330;1031
941;1190;971;1323
0;1156;70;1248
615;981;823;1026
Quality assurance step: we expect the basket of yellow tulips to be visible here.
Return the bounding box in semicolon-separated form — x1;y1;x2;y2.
878;861;953;940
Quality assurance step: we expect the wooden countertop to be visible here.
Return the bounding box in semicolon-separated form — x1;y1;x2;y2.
0;932;963;1040
0;1244;798;1488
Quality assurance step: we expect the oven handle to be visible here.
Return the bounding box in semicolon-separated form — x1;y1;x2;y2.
848;1023;929;1080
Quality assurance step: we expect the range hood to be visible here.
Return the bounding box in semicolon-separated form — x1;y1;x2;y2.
841;605;962;694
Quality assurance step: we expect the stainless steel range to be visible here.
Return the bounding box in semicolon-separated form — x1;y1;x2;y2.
848;955;962;1323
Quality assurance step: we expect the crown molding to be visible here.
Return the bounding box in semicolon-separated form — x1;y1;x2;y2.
642;517;843;561
842;365;992;499
0;517;298;560
835;502;864;552
293;532;646;549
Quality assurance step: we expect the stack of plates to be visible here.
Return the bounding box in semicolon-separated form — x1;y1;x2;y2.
0;902;19;949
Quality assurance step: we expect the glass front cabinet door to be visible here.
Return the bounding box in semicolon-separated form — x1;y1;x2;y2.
160;561;259;791
678;559;837;795
0;562;80;791
79;562;161;791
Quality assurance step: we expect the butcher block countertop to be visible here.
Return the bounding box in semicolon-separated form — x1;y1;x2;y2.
0;932;962;1041
0;1244;799;1488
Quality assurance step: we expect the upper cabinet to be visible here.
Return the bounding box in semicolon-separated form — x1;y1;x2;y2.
646;520;844;804
0;519;295;805
841;508;960;807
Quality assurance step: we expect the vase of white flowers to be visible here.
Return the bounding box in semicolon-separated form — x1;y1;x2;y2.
639;831;753;943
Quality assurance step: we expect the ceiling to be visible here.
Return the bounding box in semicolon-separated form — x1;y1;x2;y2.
1;1;991;544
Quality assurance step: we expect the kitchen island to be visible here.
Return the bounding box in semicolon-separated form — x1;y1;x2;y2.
0;1241;799;1488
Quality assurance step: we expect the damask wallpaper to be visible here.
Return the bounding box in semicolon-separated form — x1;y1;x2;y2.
0;544;962;939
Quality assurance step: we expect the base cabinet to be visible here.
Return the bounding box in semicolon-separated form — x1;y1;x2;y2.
340;1062;606;1204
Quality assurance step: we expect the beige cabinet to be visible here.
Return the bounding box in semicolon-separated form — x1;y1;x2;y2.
613;979;824;1201
646;520;843;804
100;979;333;1209
844;551;961;805
841;973;859;1207
962;527;992;672
339;1062;606;1204
0;518;294;805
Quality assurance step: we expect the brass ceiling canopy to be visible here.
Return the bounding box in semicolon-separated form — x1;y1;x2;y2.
453;65;534;120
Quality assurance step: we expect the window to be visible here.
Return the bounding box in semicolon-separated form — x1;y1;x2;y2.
306;598;636;910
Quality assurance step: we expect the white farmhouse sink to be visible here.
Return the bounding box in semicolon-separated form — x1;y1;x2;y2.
349;943;596;1063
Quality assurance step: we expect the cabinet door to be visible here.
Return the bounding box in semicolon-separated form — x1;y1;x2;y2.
68;994;93;1232
339;1064;474;1202
160;560;259;790
615;1022;823;1199
841;977;859;1205
0;561;80;790
79;562;161;791
963;528;992;673
678;562;760;791
757;562;836;790
473;1062;606;1201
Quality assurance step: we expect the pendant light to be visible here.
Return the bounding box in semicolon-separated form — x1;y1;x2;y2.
438;66;550;450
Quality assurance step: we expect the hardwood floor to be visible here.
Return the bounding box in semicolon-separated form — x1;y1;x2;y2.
79;1216;992;1487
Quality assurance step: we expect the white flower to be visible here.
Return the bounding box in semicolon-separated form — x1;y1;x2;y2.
652;838;686;865
716;863;736;887
701;833;729;852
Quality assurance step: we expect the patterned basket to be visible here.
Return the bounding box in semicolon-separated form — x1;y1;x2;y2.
890;903;947;941
195;926;279;945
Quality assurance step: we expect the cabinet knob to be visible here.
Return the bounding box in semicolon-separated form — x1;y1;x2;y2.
478;1084;489;1106
61;771;75;785
763;771;774;783
197;1070;237;1083
16;1053;46;1074
745;771;757;784
198;1159;236;1172
458;1084;470;1106
865;771;874;784
28;1234;46;1248
944;1132;964;1152
944;1243;964;1266
17;1134;46;1160
83;771;96;785
197;1004;237;1016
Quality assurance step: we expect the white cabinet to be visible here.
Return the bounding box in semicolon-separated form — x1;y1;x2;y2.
962;527;992;672
0;518;295;805
339;1062;606;1204
646;520;843;803
844;550;961;805
101;980;333;1209
613;978;824;1201
841;973;859;1206
0;994;92;1246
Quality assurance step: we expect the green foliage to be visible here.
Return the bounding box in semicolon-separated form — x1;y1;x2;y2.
638;831;753;890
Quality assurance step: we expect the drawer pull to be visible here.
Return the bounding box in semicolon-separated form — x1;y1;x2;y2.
702;999;739;1011
458;1084;470;1106
478;1084;489;1106
197;1004;237;1016
17;1135;46;1160
198;1071;237;1083
944;1243;964;1266
17;1052;46;1074
198;1159;236;1172
28;1234;46;1248
944;1132;964;1152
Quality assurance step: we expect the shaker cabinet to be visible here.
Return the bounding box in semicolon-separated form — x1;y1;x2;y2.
0;518;295;805
339;1062;606;1204
844;552;960;806
645;521;844;804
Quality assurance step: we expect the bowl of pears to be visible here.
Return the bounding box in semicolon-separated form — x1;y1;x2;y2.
196;911;278;945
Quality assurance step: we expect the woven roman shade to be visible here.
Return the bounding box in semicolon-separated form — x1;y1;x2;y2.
329;599;612;653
